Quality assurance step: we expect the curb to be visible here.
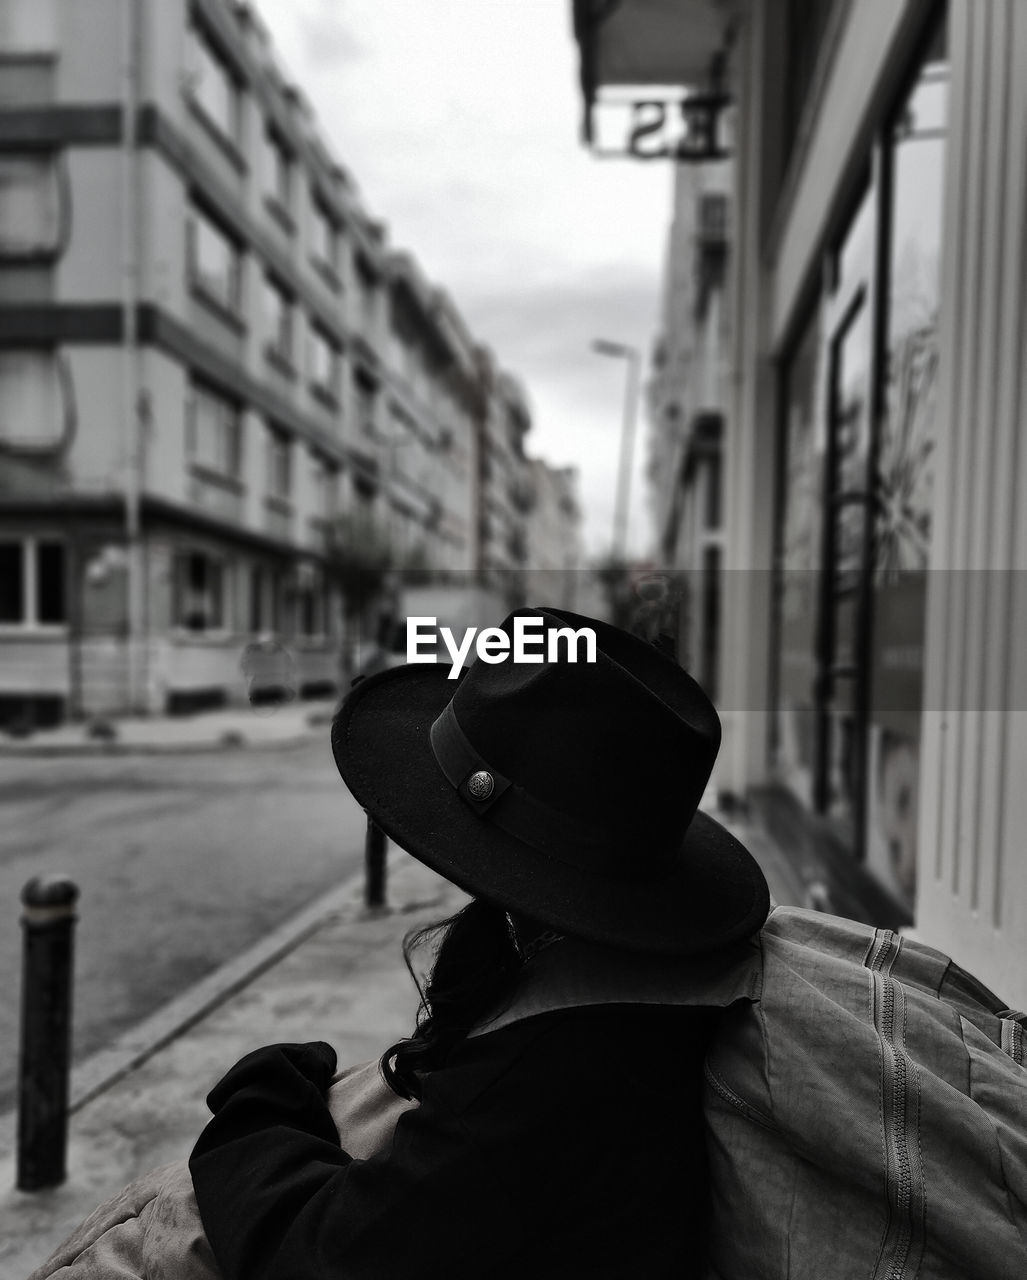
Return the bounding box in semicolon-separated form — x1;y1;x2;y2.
0;703;339;759
0;731;322;758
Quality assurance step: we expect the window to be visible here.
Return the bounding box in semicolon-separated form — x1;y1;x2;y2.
355;258;377;328
262;126;294;215
0;155;61;257
309;324;339;397
294;563;324;638
188;203;242;314
188;382;242;478
0;350;67;450
354;378;376;438
298;584;320;637
704;453;722;529
311;196;339;272
173;550;227;632
266;426;292;500
0;538;65;626
262;274;294;364
249;565;267;633
190;25;241;144
698;192;728;243
311;455;338;521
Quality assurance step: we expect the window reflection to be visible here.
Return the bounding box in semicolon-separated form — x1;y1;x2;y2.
866;22;948;907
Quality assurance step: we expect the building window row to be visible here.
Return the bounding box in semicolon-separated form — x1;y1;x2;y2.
182;384;347;545
187;20;347;285
0;532;337;641
186;199;350;403
173;549;334;640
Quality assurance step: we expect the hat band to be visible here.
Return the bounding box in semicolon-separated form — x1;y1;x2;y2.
429;701;676;883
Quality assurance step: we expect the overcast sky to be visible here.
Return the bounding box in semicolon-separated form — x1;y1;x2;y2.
253;0;672;560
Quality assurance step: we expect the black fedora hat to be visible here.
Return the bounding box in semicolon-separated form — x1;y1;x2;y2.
331;607;769;955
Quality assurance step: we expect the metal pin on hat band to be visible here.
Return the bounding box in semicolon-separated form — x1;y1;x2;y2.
467;770;495;800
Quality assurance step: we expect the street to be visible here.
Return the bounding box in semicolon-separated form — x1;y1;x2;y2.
0;740;369;1114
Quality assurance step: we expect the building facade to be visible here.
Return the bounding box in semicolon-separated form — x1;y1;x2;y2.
647;159;730;698
522;457;583;612
0;0;571;723
474;353;536;601
573;0;1027;1008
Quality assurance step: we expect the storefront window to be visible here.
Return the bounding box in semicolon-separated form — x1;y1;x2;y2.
865;22;948;907
173;550;227;633
772;311;823;807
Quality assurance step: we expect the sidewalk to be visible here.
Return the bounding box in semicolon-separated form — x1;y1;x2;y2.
0;696;339;757
0;815;796;1278
0;852;468;1278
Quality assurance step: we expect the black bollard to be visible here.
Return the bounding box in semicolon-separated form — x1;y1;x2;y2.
17;875;79;1192
365;817;387;909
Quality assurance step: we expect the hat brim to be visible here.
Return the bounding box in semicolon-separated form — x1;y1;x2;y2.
332;663;770;956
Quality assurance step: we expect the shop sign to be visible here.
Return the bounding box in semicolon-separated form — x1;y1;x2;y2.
591;92;731;162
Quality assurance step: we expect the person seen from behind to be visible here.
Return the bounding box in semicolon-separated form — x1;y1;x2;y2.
189;607;771;1279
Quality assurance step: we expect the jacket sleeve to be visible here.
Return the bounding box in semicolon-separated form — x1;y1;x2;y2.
189;1040;533;1280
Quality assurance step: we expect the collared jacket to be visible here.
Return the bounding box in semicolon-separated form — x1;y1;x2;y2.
190;1003;718;1280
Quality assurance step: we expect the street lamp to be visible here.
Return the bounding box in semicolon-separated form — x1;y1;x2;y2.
591;338;641;560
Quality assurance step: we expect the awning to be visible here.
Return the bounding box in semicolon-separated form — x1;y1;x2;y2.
573;0;740;142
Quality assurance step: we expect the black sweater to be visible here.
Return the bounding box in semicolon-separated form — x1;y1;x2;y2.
190;1004;715;1279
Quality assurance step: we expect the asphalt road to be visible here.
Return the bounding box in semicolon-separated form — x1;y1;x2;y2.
0;740;370;1114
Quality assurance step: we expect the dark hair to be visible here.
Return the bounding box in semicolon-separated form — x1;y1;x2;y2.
380;898;550;1100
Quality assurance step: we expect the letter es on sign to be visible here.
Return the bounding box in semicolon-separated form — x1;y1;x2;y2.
627;101;669;159
625;92;730;163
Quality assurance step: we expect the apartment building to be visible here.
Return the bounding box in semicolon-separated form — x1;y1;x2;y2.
0;0;554;724
522;458;583;612
475;352;535;599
